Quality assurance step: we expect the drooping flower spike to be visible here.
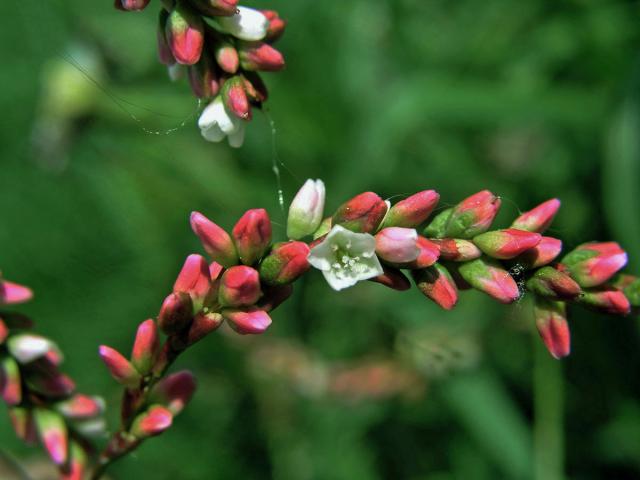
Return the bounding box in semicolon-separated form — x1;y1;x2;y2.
116;0;286;147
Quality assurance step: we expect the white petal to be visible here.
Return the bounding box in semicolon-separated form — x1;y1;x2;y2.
322;270;359;291
227;122;245;148
198;99;220;130
308;241;335;271
8;334;53;364
354;254;384;281
201;124;225;142
217;7;268;41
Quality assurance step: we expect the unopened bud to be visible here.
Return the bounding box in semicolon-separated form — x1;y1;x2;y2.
34;409;68;466
375;227;420;264
65;442;88;480
238;42;285;71
131;319;160;375
24;369;75;398
458;257;520;304
526;266;582;300
55;394;104;420
222;75;251;119
473;228;542;260
380;190;440;229
511;199;561;233
131;405;173;438
333;192;388;234
579;288;631;315
7;334;57;364
9;407;37;444
116;0;150;11
190;211;239;267
259;241;310;285
99;346;141;388
216;6;269;42
187;312;223;345
218;266;262;307
0;319;7;344
370;266;411;291
188;54;219;99
157;10;175;65
150;370;197;415
561;242;628;288
262;10;286;42
190;0;238;16
232;209;272;265
1;356;22;405
432;238;481;262
534;298;570;359
173;254;211;308
215;41;240;74
287;179;326;240
408;236;441;269
166;0;204;65
412;264;458;310
0;279;33;305
516;236;562;269
444;190;501;239
423;208;452;238
222;307;272;334
158;292;194;335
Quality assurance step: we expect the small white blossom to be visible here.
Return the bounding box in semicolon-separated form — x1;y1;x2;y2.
198;96;246;148
308;225;383;291
216;7;268;42
7;334;57;364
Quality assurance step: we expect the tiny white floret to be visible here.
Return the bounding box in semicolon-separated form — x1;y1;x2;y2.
216;7;268;42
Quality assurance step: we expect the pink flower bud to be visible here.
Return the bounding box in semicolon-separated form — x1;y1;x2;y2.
561;242;628;288
166;0;205;65
116;0;150;11
408;236;441;268
157;10;175;65
222;307;272;334
534;299;570;359
64;442;88;480
9;407;37;444
55;394;104;420
287;179;326;240
25;369;75;398
381;190;440;229
375;227;420;264
1;356;22;405
0;279;33;305
131;405;173;439
257;284;294;312
511;199;561;233
222;76;251;119
190;211;238;267
517;236;562;269
333;192;388;234
98;345;141;388
216;42;240;74
526;266;582;300
262;10;286;42
218;266;262;307
158;292;194;335
473;228;542;260
259;241;311;285
131;319;160;375
444;190;501;239
150;370;197;415
191;0;239;16
232;209;272;265
0;319;7;344
187;312;224;345
239;42;285;71
174;254;211;305
370;266;411;291
34;408;68;466
458;257;520;304
412;264;458;310
188;55;219;99
579;289;631;315
431;238;481;262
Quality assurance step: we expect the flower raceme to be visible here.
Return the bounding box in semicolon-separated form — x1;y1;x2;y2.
116;0;286;147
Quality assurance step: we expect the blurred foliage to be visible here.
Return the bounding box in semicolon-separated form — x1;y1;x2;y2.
1;0;640;479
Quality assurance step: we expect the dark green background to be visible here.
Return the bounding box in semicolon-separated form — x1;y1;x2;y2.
1;0;640;478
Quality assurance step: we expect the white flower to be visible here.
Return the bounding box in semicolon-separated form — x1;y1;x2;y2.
287;179;326;240
7;334;57;364
215;7;268;42
198;96;246;148
308;225;383;291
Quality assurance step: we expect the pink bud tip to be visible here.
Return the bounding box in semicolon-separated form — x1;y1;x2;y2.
413;264;459;310
166;1;204;65
512;199;561;233
0;280;33;305
190;211;238;267
375;227;420;264
333;192;388;233
174;254;211;301
152;370;197;415
223;308;272;335
240;43;285;71
219;265;262;307
473;228;542;260
133;405;173;438
117;0;150;11
131;319;160;375
259;241;311;285
445;190;501;238
34;409;68;466
536;307;571;359
98;345;140;387
232;209;272;266
410;236;441;268
158;292;194;335
382;190;440;229
57;394;104;420
518;236;562;269
563;242;628;288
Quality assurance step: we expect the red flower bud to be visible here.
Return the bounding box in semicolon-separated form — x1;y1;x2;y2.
222;75;251;119
0;319;7;344
25;369;75;398
380;190;440;229
150;370;197;415
444;190;501;239
188;54;219;99
511;198;561;233
431;238;481;262
131;319;160;375
239;42;285;71
222;307;272;334
215;41;240;74
55;394;104;420
408;236;441;269
1;356;22;405
516;236;562;269
257;284;294;312
218;265;262;307
116;0;150;11
157;10;175;65
166;0;204;65
259;241;311;285
370;266;411;291
333;192;388;234
158;292;194;335
191;0;239;16
526;266;582;300
99;345;141;388
190;211;239;267
458;257;520;304
34;408;68;466
561;242;628;288
174;254;211;305
473;228;542;260
232;209;272;265
412;264;459;310
534;299;570;359
131;405;173;439
375;227;420;264
579;288;631;315
261;10;286;42
0;279;33;305
187;312;224;345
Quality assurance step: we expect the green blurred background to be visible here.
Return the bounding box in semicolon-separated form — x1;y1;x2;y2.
2;0;640;478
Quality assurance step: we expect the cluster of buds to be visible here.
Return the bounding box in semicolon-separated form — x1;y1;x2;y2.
0;276;104;479
115;0;286;148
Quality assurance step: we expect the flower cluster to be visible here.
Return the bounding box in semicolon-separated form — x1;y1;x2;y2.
115;0;286;147
0;276;104;479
